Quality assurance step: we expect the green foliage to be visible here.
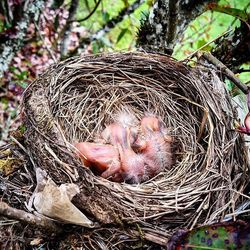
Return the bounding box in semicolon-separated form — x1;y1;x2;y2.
9;67;29;89
208;3;250;21
173;0;250;60
77;0;249;79
0;20;4;33
1;0;249;142
173;0;250;90
18;125;26;134
117;28;130;43
102;12;110;22
76;0;150;52
239;64;250;84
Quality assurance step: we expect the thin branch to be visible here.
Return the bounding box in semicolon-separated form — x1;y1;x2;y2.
166;0;179;48
236;69;250;74
74;0;101;23
68;0;144;57
0;201;62;233
202;52;248;94
129;229;169;246
183;29;232;60
92;0;145;38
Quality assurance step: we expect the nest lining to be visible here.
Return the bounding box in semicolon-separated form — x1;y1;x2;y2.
21;52;248;234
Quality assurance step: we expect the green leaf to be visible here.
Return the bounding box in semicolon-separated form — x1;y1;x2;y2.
95;36;111;48
19;125;26;134
10;66;17;72
16;71;28;81
92;41;100;54
122;0;129;8
225;79;234;91
4;22;12;29
102;12;110;22
10;110;17;119
17;82;28;89
84;0;91;12
0;97;8;106
197;39;207;48
116;28;128;44
0;20;4;33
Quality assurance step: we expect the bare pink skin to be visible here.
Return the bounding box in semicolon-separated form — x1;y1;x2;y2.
140;116;162;133
101;123;137;147
118;144;147;184
100;123;147;183
74;142;120;177
74;116;173;183
137;116;174;175
236;90;250;135
236;113;250;135
143;132;173;174
77;123;144;182
103;126;146;184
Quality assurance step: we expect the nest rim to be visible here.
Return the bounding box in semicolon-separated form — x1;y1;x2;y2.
21;51;248;229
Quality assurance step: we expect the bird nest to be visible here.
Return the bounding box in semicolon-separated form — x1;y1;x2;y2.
21;52;248;246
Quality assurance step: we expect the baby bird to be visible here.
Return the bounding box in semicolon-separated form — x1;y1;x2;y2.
100;123;147;183
101;123;133;146
74;142;121;178
74;114;174;184
117;128;148;184
140;116;162;133
137;116;174;176
101;111;139;146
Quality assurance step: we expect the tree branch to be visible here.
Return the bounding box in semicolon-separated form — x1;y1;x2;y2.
75;0;101;23
137;0;218;54
0;201;62;233
68;0;144;57
92;0;145;40
166;0;179;47
60;0;79;58
202;52;248;94
0;0;45;77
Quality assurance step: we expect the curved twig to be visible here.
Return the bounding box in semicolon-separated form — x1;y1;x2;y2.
74;0;102;23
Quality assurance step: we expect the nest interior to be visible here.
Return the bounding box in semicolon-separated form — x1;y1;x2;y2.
21;52;248;244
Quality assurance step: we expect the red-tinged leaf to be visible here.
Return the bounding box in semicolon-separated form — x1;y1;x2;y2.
167;221;250;250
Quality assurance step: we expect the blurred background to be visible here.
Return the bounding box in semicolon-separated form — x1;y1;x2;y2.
0;0;249;145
